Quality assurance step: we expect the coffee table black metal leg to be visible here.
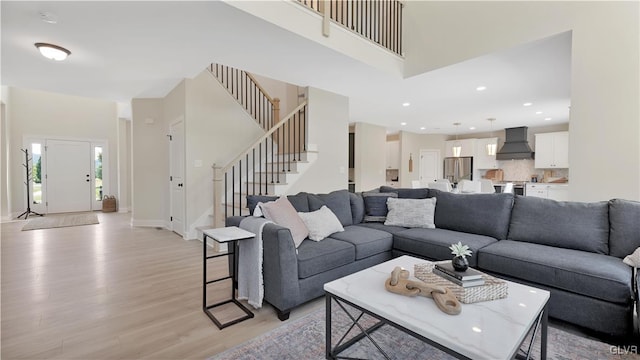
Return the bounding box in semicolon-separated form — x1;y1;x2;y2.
326;294;332;359
541;304;548;360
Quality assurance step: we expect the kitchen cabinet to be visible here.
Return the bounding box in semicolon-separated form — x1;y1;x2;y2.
525;183;569;201
386;140;399;169
474;137;499;169
445;139;476;158
534;132;569;169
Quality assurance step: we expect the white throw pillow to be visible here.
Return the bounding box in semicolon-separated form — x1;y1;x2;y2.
384;197;437;228
298;206;345;241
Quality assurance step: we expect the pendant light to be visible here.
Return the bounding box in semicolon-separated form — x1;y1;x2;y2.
452;122;462;157
486;118;497;156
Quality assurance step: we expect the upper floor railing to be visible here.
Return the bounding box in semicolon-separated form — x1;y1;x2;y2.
296;0;403;56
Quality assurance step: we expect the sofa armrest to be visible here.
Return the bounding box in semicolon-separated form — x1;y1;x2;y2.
261;223;301;313
225;216;245;227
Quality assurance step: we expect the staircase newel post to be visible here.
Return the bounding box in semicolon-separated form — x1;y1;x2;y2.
273;98;280;125
212;164;225;229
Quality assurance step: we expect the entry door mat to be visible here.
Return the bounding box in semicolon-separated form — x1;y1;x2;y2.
209;305;640;360
22;214;99;231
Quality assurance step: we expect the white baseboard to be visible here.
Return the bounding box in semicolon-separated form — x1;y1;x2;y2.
118;207;130;213
130;219;167;228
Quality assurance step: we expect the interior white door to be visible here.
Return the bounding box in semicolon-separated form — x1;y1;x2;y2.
170;120;185;237
420;149;440;185
46;140;92;213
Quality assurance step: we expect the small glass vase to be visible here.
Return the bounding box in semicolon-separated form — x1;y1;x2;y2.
452;255;469;272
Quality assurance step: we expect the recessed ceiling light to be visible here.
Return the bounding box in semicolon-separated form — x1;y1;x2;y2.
469;126;476;130
402;102;411;107
523;102;533;107
34;42;71;61
420;127;426;130
535;111;543;115
544;117;552;121
39;11;58;24
400;122;407;126
476;86;487;91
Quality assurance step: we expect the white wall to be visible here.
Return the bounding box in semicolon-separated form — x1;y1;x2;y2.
117;118;131;212
1;101;9;220
399;132;448;188
286;87;349;194
250;73;301;120
353;122;386;192
183;70;265;238
131;98;166;226
5;87;119;216
404;1;639;201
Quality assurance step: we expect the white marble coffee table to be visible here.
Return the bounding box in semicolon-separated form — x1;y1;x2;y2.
324;255;550;360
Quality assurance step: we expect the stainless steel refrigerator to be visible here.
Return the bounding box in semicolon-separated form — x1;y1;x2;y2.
443;157;473;184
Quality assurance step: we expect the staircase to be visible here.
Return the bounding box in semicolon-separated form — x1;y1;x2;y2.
205;64;316;229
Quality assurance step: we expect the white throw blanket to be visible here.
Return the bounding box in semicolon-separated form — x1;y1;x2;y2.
238;217;272;309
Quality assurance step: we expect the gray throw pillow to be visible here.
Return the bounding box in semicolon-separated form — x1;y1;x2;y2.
362;192;398;222
384;197;437;228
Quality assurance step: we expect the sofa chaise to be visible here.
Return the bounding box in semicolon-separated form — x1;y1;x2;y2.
226;188;640;337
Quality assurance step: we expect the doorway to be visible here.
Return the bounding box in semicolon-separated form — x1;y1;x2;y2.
169;118;185;237
419;149;441;185
24;137;108;214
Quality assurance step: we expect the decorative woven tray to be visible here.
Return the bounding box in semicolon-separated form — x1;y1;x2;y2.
414;261;508;304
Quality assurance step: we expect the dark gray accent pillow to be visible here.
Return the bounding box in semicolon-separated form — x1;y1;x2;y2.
349;192;365;224
307;189;353;226
380;186;429;199
608;198;640;258
429;189;514;240
508;196;609;254
362;192;398;222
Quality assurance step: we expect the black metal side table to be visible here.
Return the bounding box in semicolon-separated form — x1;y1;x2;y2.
202;226;255;329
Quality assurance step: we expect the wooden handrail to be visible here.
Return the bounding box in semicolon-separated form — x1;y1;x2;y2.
219;101;307;174
246;72;276;104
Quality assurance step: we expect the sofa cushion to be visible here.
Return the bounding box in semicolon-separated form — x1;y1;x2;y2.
428;190;513;240
260;196;309;248
308;190;353;226
328;225;393;260
609;198;640;258
354;222;408;236
508;196;609;254
362;192;397;222
298;206;344;241
247;193;309;213
296;238;355;279
380;186;429;199
478;240;633;304
349;192;365;224
393;228;497;267
384;197;436;228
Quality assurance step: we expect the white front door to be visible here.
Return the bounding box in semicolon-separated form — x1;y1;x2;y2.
420;149;440;185
46;139;92;213
170;119;185;236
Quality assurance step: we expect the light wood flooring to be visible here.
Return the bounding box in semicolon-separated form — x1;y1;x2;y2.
1;212;323;359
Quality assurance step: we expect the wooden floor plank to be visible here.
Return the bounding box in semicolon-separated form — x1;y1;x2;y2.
1;212;322;359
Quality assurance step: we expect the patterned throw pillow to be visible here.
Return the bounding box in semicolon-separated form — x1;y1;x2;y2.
384;197;437;228
298;206;345;241
362;192;398;222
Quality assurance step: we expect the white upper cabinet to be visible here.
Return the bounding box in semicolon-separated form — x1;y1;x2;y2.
474;137;499;169
534;131;569;169
386;140;400;169
445;139;476;158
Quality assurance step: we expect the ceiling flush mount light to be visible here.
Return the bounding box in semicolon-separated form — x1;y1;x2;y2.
486;118;497;156
402;102;411;107
523;102;533;107
476;86;487;91
34;42;71;61
452;122;462;157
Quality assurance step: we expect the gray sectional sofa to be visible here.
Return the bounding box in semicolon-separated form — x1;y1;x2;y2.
226;188;640;337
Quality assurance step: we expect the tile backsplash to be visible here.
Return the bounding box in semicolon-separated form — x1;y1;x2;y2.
489;159;568;182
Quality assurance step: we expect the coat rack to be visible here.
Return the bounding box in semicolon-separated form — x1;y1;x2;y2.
17;148;43;219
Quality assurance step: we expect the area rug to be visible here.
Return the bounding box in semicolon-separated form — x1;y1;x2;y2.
22;213;99;231
210;306;640;360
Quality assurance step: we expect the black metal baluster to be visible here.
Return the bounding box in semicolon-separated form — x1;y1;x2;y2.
276;128;280;183
264;140;268;194
271;129;274;184
224;172;228;220
232;165;235;216
303;106;307;152
245;154;249;210
238;159;242;216
252;148;256;196
298;109;302;160
259;141;262;195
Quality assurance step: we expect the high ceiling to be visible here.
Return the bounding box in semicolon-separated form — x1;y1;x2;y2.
1;1;571;135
